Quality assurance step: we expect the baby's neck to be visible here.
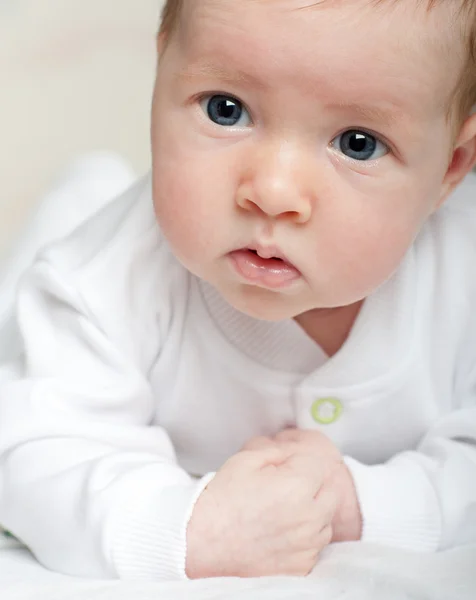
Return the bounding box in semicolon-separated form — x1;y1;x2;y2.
294;300;364;358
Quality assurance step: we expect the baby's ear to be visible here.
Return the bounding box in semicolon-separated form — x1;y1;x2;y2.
439;113;476;206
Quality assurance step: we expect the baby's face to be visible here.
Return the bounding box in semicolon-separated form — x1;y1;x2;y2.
151;0;465;320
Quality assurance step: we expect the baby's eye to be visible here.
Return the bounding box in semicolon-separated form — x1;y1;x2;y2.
331;130;388;161
200;94;252;127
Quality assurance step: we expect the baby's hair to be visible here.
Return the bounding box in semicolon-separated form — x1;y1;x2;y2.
159;0;476;128
160;0;183;35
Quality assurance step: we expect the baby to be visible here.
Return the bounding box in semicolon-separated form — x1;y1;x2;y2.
1;0;476;582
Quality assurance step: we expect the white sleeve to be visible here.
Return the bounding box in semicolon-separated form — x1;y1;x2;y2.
0;258;214;580
345;405;476;552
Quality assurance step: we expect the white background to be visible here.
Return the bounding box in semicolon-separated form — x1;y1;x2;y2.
0;0;163;254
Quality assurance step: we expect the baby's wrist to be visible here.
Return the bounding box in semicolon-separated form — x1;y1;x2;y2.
330;462;362;543
186;489;224;579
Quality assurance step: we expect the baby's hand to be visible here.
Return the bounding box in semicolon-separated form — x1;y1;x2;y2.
186;442;337;579
269;429;363;543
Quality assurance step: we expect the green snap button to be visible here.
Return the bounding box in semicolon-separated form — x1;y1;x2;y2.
311;398;343;425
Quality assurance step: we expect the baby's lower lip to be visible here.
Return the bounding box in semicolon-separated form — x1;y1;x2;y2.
228;249;301;289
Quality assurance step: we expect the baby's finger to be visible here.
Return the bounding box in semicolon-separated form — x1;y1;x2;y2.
313;486;338;523
274;428;303;444
314;524;334;557
241;435;275;452
275;428;326;447
281;452;326;492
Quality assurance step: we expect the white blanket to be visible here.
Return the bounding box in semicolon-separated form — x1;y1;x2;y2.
1;536;475;600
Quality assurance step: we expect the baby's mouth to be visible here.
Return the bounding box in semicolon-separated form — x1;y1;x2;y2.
249;248;281;258
247;249;286;266
228;247;301;289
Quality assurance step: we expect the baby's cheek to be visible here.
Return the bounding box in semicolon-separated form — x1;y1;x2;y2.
153;159;225;264
331;209;418;300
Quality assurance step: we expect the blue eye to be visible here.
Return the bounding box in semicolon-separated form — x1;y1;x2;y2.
332;130;388;161
201;95;252;127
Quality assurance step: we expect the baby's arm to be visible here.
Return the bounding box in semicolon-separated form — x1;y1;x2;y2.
0;258;213;580
254;416;476;552
344;348;476;551
344;407;476;551
0;256;338;581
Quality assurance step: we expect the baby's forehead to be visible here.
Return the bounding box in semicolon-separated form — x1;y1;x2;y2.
179;0;464;108
183;0;463;19
183;0;464;55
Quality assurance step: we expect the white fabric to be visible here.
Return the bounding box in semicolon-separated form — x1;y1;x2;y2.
0;152;136;363
0;164;476;581
0;539;475;599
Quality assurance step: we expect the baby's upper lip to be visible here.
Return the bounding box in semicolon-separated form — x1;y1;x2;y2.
244;243;297;268
249;244;286;260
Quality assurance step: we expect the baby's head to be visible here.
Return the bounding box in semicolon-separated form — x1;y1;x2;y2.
150;0;476;321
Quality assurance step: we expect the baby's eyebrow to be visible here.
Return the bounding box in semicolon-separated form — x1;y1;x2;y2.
331;103;408;127
176;63;263;87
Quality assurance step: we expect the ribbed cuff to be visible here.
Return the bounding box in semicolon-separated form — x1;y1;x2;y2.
344;456;441;552
111;472;216;580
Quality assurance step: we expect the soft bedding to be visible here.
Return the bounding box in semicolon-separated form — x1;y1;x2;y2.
0;532;475;600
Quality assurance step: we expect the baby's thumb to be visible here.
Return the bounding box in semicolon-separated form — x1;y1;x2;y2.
244;442;291;468
242;435;275;452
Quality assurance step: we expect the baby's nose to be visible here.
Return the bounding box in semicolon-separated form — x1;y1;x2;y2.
235;141;314;223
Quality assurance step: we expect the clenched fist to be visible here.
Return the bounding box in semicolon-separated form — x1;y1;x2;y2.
268;429;362;544
186;441;337;579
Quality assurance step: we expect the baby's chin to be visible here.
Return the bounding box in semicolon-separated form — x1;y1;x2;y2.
214;278;370;324
216;283;317;323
